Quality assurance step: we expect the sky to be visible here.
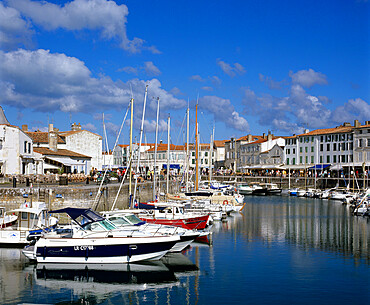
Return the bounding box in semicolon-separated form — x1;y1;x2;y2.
0;0;369;149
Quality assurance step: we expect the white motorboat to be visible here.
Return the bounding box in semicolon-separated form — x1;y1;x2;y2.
0;207;17;228
22;207;179;264
102;211;199;252
0;202;58;247
237;184;253;195
260;183;282;195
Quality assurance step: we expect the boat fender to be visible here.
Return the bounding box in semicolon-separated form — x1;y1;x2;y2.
223;200;228;205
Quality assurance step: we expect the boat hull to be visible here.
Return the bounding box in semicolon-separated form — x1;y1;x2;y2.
28;236;178;264
140;215;209;230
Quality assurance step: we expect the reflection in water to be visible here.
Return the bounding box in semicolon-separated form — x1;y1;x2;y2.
230;196;369;263
0;196;369;304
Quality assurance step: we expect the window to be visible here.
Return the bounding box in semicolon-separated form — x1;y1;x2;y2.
311;137;314;142
320;144;323;151
293;148;295;154
320;156;323;163
341;155;345;162
28;143;31;154
24;141;27;153
327;155;330;163
311;146;314;152
305;147;308;153
292;158;296;165
333;155;337;163
368;139;370;147
305;156;308;164
287;158;289;165
320;136;324;142
327;144;330;151
311;156;314;163
300;156;303;163
333;143;337;151
205;152;208;157
300;147;302;153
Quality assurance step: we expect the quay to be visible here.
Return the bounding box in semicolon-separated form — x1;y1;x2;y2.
0;173;367;211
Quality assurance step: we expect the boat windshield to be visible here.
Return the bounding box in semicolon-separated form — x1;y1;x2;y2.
108;216;130;226
125;214;143;225
84;220;117;232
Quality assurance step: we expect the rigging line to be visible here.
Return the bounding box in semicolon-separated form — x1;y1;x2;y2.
94;101;131;207
173;111;187;146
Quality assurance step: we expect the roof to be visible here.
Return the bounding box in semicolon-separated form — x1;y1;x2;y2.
26;131;66;144
34;147;91;158
147;144;185;152
0;106;10;125
297;125;354;136
214;140;227;147
59;129;102;139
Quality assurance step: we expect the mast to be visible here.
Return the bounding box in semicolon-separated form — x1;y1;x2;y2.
167;114;170;195
195;103;199;191
153;97;160;201
186;106;190;192
129;97;134;207
133;85;148;204
209;126;214;182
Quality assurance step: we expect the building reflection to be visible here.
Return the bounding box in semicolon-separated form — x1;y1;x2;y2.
226;197;369;264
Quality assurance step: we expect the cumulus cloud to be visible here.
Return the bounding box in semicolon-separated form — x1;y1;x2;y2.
331;98;370;123
258;73;286;90
289;68;328;88
144;61;161;76
216;59;245;77
0;49;185;115
199;96;249;132
242;84;332;133
6;0;157;53
0;2;33;50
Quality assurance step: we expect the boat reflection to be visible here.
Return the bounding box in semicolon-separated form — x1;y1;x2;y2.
161;252;199;276
35;261;178;293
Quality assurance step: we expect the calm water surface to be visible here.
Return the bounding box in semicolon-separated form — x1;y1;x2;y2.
0;196;369;304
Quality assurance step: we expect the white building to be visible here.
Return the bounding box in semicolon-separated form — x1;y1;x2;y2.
353;120;370;167
0;107;36;175
60;123;102;171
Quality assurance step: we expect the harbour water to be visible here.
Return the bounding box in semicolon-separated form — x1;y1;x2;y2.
0;196;369;304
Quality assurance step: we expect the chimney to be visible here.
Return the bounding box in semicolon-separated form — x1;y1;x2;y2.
343;122;351;127
267;133;273;141
48;123;58;152
248;134;252;142
354;120;360;128
262;133;266;139
366;121;370;125
22;125;28;132
71;122;82;131
304;129;309;134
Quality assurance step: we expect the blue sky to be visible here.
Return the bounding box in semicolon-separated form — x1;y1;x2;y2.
0;0;369;148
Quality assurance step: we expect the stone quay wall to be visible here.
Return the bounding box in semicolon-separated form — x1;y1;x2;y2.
0;176;366;211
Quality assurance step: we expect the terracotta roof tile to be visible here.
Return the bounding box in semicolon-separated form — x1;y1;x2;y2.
26;132;66;144
34;147;91;158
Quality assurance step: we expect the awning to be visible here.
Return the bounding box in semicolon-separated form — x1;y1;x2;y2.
163;164;181;169
308;164;331;170
46;156;84;166
43;163;60;170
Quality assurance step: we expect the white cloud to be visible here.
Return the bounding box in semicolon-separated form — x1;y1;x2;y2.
201;86;213;91
119;66;138;75
144;61;161;76
210;76;222;86
199;96;249;132
289;68;328;88
216;59;245;77
331;98;370;124
0;2;33;51
0;49;185;115
82;122;97;131
6;0;158;53
190;75;204;82
258;73;285;90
